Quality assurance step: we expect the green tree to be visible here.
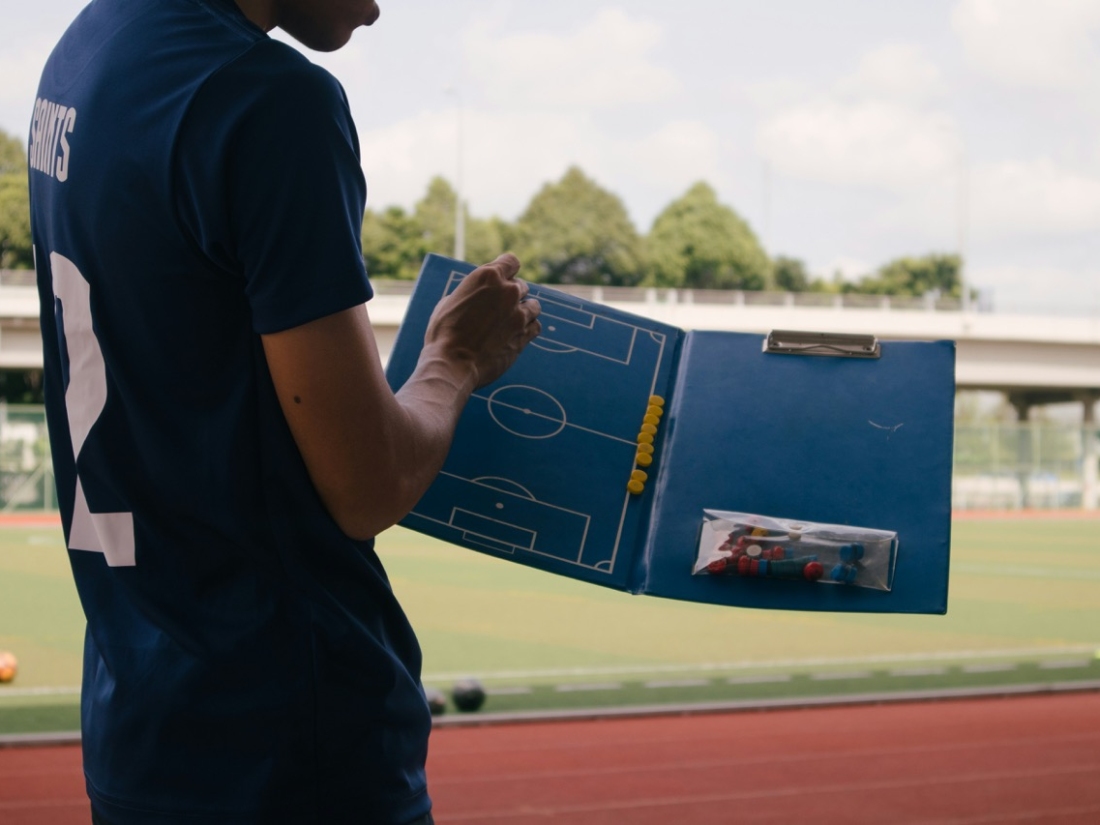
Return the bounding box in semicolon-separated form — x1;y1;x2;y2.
361;205;425;280
772;256;811;292
414;176;457;256
645;181;769;290
0;129;33;269
0;130;25;177
513;166;643;286
844;253;962;297
413;176;507;266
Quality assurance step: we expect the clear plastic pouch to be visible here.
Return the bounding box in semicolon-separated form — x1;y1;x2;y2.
693;510;899;592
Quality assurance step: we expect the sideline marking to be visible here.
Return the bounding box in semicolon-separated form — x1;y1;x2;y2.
644;679;710;689
554;682;623;693
1040;659;1091;670
890;667;947;677
422;644;1100;683
0;687;80;698
812;671;873;681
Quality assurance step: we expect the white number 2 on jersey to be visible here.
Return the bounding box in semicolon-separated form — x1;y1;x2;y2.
51;252;135;567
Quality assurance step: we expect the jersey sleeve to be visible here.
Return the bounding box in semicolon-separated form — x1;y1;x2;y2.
174;40;372;334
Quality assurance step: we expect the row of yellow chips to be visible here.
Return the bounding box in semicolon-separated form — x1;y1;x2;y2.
628;395;665;494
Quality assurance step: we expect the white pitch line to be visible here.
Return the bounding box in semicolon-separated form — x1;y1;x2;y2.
1039;659;1091;670
554;682;623;693
890;667;948;677
485;686;533;696
953;563;1100;581
422;644;1100;683
726;674;793;685
962;663;1017;674
810;671;873;681
643;679;711;689
0;686;80;698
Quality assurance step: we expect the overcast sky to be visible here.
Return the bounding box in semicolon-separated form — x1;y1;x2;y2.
2;0;1098;315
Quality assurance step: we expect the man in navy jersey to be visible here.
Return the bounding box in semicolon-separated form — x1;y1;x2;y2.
29;0;541;822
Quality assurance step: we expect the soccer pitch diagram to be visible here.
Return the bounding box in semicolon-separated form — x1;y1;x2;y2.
401;271;678;582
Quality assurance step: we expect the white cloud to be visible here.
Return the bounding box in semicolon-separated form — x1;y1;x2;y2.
754;42;960;192
971;158;1100;237
0;38;56;137
359;107;721;225
360;108;592;218
610;120;722;193
758;100;961;189
836;44;945;103
464;8;678;109
951;0;1100;90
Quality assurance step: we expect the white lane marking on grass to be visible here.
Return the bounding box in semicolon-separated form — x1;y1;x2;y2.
810;671;873;681
962;662;1016;673
422;644;1100;683
27;535;62;545
726;674;793;685
1039;659;1091;670
554;682;623;693
954;562;1100;581
0;686;80;698
485;686;533;696
890;667;948;677
643;679;710;689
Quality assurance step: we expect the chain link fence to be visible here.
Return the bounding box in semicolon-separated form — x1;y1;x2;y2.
0;405;1096;512
953;422;1099;510
0;404;54;512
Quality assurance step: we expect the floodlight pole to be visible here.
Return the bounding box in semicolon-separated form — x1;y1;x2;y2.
957;145;970;312
445;86;466;262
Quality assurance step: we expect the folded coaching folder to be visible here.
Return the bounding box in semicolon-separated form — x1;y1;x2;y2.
385;254;955;614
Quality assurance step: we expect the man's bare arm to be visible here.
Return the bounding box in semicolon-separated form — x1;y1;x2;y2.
262;254;541;540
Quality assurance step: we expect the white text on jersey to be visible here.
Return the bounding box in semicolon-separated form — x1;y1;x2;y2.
29;98;78;183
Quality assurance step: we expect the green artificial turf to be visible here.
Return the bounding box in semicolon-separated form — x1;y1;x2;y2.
1;517;1098;734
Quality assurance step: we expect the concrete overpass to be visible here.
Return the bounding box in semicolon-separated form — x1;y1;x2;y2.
364;282;1100;413
3;274;1098;412
3;273;1097;509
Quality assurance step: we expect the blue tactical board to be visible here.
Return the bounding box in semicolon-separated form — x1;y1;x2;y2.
638;331;955;614
385;255;682;591
385;255;955;614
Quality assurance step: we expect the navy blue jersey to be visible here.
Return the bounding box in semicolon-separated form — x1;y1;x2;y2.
29;1;432;821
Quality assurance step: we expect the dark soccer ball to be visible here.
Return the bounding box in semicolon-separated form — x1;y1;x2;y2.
451;679;486;713
425;687;447;716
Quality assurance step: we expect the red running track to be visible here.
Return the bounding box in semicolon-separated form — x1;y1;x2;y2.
2;692;1099;824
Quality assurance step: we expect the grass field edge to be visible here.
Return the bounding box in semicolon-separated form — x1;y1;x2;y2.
9;679;1096;747
429;678;1100;728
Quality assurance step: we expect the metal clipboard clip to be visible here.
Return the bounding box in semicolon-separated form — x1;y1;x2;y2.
763;330;881;359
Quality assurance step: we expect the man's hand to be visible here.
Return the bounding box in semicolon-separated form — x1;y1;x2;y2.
262;253;541;540
422;254;541;389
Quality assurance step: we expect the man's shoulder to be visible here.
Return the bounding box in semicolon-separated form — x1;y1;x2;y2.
209;38;348;106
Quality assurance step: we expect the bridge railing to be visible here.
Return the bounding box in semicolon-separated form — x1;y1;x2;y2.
367;278;968;312
0;270;36;288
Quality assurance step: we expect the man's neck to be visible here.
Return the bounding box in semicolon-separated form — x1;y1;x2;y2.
233;0;276;32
